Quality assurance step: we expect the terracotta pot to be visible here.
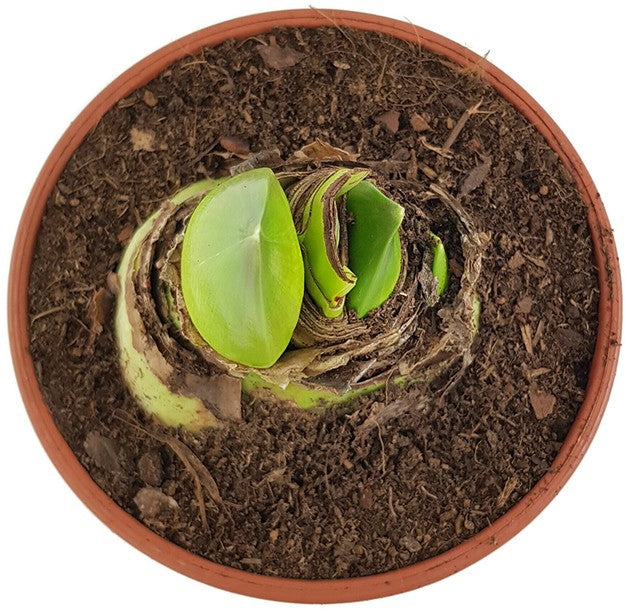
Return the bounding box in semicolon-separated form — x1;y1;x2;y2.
8;8;621;604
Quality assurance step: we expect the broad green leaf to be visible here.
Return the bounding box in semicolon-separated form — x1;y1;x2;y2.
346;181;404;318
170;177;224;206
181;168;304;368
430;232;448;296
298;168;368;317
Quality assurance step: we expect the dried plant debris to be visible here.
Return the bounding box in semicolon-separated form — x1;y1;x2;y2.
130;127;156;152
257;43;305;70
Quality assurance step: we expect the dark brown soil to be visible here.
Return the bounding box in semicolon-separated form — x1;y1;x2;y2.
28;27;598;579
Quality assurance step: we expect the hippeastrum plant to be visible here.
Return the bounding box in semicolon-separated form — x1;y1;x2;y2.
115;142;487;431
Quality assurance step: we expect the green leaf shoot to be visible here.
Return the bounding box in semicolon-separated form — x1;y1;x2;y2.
298;168;368;317
430;232;448;296
181;168;304;368
345;181;404;318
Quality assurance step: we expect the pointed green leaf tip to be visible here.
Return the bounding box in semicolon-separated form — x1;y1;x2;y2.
430;232;448;296
181;168;304;368
345;181;404;318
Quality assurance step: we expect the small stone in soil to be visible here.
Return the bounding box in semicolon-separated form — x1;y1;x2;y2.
375;110;400;134
410;112;430;132
134;487;179;518
84;431;121;473
138;451;164;486
219;136;250;155
143;90;158;107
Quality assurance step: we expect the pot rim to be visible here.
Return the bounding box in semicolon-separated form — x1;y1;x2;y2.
8;8;622;604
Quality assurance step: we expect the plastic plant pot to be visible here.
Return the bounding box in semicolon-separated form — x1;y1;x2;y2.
8;9;621;604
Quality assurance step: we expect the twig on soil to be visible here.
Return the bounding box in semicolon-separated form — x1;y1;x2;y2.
388;486;397;519
31;305;66;324
71;148;107;174
420;484;438;500
308;5;357;52
404;17;423;53
419;136;452;159
495;412;518;429
439;357;474;401
520;323;534;355
497;476;519;508
532;319;546;349
523;254;546;269
376;422;387;476
164;438;212;531
442;100;484;152
419;162;438;180
376;53;389;91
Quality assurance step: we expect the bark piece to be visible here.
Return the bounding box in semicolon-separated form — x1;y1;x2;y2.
257;44;305;70
130;127;155;152
84;432;121;473
86;287;113;346
289;138;359;162
460;157;492;196
529;383;556;420
375;110;400;134
410;112;430;132
220;136;250;155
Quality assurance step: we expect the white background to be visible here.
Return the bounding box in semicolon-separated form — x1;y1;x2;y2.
1;1;628;612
